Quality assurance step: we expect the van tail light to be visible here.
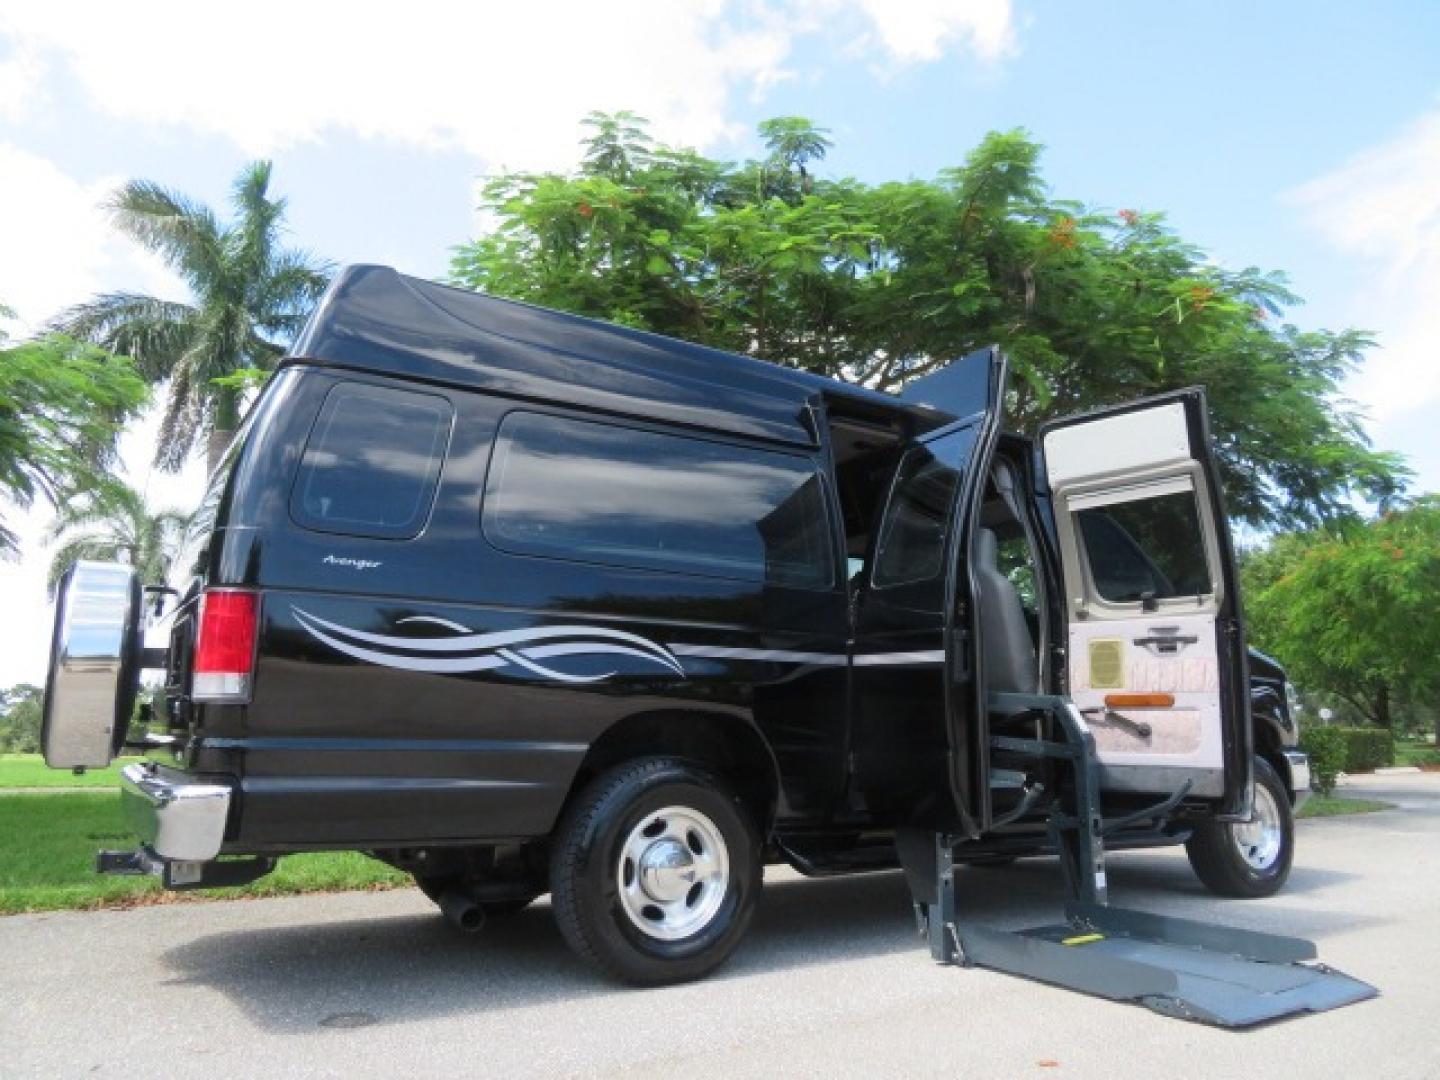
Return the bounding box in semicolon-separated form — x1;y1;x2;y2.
192;589;259;703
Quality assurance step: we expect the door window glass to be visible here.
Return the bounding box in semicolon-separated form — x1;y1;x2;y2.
1075;490;1212;602
872;428;974;588
291;381;451;539
483;412;834;588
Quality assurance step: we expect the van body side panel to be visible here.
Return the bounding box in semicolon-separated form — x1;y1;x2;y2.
204;367;850;849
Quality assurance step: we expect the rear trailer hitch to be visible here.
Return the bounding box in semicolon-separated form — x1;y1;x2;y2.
97;848;274;890
897;695;1376;1028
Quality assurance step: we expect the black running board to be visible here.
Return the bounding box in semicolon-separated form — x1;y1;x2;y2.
956;904;1376;1027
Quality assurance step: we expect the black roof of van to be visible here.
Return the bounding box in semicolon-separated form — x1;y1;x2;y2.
288;265;955;448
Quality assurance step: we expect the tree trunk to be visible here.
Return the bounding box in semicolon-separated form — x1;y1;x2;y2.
206;426;234;476
206;385;241;475
1374;682;1392;732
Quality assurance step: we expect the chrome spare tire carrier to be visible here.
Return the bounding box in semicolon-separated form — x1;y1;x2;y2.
42;560;142;769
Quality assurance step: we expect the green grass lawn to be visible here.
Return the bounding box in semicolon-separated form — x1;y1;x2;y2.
0;792;409;914
1395;740;1440;768
0;754;141;788
1297;794;1393;819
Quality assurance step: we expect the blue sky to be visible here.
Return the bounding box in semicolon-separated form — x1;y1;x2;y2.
1;0;1437;684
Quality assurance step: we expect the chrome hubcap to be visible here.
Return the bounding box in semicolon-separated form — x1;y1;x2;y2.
1233;782;1283;871
617;806;729;941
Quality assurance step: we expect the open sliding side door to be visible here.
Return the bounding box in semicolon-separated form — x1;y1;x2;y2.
1039;389;1251;819
846;347;1008;836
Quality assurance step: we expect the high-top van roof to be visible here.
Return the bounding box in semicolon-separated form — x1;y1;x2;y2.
288;265;955;448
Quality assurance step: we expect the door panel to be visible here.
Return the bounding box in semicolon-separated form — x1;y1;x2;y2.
1041;392;1250;811
1067;613;1223;790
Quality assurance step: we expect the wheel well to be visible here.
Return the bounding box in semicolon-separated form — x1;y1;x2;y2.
568;710;781;836
1252;710;1292;797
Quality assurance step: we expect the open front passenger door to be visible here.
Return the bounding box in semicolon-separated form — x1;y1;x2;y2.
1039;390;1252;819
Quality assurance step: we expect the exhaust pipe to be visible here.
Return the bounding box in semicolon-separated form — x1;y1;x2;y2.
438;890;486;935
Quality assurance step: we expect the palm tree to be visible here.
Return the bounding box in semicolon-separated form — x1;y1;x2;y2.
54;161;331;472
46;481;190;594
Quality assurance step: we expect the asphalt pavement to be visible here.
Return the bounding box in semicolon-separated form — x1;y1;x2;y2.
4;772;1437;1079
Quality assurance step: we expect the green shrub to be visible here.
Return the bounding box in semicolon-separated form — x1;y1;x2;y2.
1301;727;1346;796
1338;727;1394;772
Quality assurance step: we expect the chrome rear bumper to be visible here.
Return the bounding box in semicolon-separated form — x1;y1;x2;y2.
120;762;232;861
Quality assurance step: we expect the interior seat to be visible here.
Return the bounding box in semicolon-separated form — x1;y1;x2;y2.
974;527;1039;696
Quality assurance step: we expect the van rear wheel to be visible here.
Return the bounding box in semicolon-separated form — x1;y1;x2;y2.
549;757;760;985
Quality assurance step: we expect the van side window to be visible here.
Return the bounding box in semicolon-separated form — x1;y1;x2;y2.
872;436;967;588
291;382;451;540
483;412;834;588
1075;489;1213;602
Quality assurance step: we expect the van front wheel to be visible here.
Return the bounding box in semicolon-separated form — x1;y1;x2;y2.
1185;755;1294;898
549;757;761;985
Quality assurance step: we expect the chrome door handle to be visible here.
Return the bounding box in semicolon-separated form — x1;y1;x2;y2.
1133;633;1198;656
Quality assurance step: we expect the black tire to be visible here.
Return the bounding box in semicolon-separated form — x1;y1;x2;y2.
549;757;761;985
1185;756;1294;898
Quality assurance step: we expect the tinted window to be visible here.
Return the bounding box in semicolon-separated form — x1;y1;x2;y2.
483;412;833;588
292;382;451;539
872;428;973;588
1076;490;1212;602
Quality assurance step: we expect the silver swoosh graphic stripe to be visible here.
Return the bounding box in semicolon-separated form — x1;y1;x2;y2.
667;644;848;666
397;614;471;633
496;647;612;684
295;610;510;674
293;608;685;675
521;642;693;665
294;608;943;677
852;650;947;666
667;645;945;667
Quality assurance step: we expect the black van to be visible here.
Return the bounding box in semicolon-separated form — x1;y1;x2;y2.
43;265;1310;986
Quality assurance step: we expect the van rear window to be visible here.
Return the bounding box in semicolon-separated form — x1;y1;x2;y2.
483;412;834;588
291;381;451;540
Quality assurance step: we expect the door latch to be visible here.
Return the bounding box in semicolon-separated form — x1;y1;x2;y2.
1079;707;1153;740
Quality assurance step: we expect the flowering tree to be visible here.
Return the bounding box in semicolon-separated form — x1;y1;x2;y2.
1243;498;1440;729
453;114;1404;530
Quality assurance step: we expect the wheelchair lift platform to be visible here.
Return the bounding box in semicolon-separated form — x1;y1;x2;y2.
896;696;1377;1028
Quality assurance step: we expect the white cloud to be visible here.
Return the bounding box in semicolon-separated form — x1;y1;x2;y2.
0;39;43;120
1289;110;1440;424
0;144;184;333
854;0;1015;63
1;1;1016;167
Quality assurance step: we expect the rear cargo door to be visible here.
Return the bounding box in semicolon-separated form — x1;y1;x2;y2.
1039;391;1251;817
